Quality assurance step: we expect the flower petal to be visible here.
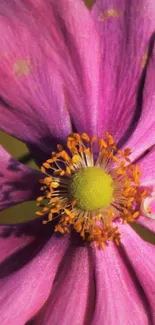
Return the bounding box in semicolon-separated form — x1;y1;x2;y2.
0;0;100;158
0;228;70;325
91;0;155;144
132;146;155;233
0;145;42;212
32;245;94;325
138;147;155;186
91;238;149;325
124;44;155;161
120;224;155;324
0;1;71;153
50;0;100;136
0;225;34;264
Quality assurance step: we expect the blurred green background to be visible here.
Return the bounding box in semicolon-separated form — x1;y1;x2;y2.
0;0;154;244
0;131;37;223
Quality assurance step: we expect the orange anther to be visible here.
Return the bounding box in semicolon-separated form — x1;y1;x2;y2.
72;155;81;164
41;166;46;174
81;133;90;142
43;162;51;169
37;131;143;249
57;144;63;151
51;181;59;188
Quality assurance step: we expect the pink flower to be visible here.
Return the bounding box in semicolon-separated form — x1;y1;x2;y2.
0;0;155;324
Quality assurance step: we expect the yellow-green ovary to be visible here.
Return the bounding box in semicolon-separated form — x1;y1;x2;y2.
69;167;114;211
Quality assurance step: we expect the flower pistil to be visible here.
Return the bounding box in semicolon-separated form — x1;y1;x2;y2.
36;132;146;248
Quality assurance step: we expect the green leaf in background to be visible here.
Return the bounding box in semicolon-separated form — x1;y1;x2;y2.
0;131;38;223
0;130;37;169
84;0;94;9
0;201;37;224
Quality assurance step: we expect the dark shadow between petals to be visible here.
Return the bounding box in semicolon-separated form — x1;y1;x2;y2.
18;152;33;164
0;156;42;211
25;240;95;325
0;217;56;278
118;245;154;325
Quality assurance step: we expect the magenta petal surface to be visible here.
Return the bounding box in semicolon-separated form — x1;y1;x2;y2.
0;1;71;153
0;225;34;264
0;231;70;325
91;240;149;325
139;147;155;187
0;145;42;211
120;224;155;324
49;0;100;137
0;0;100;156
32;245;94;325
91;0;155;143
133;146;155;233
124;45;155;161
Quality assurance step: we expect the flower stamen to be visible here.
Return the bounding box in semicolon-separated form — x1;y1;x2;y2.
36;132;146;248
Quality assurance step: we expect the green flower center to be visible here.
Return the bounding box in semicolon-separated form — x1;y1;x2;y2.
69;167;114;211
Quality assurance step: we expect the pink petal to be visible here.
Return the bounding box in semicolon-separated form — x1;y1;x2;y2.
0;225;34;264
32;245;94;325
120;224;155;324
0;145;42;212
124;44;155;161
0;3;71;153
0;0;100;158
51;0;100;137
131;146;155;233
91;0;155;143
139;147;155;187
91;238;149;325
0;230;70;325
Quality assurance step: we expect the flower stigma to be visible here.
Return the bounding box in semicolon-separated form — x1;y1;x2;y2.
36;132;146;249
69;167;114;211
